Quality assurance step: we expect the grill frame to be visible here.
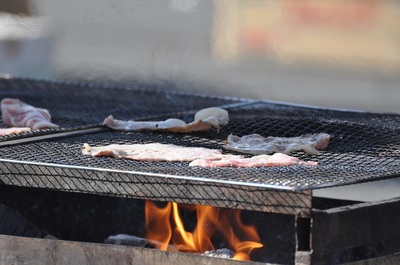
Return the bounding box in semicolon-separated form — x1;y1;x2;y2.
0;77;400;216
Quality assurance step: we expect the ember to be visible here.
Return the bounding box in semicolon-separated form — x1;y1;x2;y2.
145;201;263;261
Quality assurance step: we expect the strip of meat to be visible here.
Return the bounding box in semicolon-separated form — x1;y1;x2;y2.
82;143;224;162
1;98;59;130
82;143;317;167
0;127;31;136
103;107;229;133
223;133;331;155
189;153;318;168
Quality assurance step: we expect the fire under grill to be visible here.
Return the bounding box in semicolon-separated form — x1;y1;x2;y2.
1;77;400;264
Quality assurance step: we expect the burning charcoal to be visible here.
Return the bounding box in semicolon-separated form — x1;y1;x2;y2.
104;234;153;247
44;234;58;240
202;248;234;259
104;234;178;251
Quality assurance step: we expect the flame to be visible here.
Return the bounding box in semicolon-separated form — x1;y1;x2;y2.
144;201;172;251
213;208;263;260
144;201;263;261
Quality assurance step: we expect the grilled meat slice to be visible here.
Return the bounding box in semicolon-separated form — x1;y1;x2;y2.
82;143;224;162
1;98;58;130
0;127;31;136
103;107;229;133
224;133;331;155
189;153;318;167
82;143;318;167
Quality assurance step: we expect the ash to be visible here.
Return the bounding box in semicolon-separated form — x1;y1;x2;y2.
202;248;234;259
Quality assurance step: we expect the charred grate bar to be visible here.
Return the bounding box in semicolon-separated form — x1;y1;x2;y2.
0;78;400;216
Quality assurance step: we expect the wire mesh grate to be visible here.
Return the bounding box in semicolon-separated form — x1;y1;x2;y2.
0;78;245;140
1;78;400;215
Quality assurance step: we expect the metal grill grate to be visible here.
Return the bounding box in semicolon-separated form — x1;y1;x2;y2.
0;78;399;216
0;78;245;139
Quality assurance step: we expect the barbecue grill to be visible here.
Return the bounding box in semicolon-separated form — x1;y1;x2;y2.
1;77;400;264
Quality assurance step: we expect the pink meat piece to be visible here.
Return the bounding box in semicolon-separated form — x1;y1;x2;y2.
103;107;229;133
82;143;224;162
1;98;59;130
189;153;318;168
82;143;318;168
224;133;331;155
0;127;31;136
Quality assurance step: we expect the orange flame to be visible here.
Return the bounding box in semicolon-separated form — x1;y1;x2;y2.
144;201;263;261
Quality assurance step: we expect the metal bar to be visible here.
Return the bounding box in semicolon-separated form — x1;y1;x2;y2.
0;127;109;148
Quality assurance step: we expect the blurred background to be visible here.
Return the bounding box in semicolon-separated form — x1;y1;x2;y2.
0;0;399;201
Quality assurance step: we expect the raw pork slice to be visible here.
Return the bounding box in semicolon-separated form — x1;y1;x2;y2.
82;143;224;162
1;98;59;130
189;153;318;168
0;127;31;136
103;107;229;133
82;142;318;168
224;133;331;155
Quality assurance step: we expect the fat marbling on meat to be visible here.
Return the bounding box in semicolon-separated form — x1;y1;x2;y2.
224;133;331;155
1;98;59;130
